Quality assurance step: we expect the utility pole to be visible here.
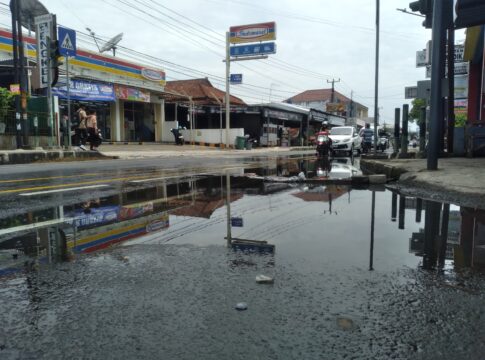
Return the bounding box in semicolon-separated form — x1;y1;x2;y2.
373;0;380;155
225;31;230;149
327;78;340;103
349;90;354;118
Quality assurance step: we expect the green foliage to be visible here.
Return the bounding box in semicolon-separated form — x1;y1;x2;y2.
0;87;14;118
454;113;467;127
409;98;426;124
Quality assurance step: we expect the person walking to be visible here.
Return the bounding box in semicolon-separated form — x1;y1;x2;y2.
76;105;88;150
86;110;99;151
361;123;374;154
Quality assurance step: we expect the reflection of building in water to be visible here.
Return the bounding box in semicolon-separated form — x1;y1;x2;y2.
456;207;485;269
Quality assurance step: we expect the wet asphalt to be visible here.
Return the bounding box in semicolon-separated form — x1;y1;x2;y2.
1;154;485;359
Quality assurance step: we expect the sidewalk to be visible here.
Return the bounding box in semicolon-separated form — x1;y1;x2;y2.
0;148;109;165
361;157;485;208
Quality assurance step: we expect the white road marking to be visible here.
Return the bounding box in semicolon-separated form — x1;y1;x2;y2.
19;184;109;196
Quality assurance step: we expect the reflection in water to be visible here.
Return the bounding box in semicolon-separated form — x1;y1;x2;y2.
1;162;485;277
389;191;485;271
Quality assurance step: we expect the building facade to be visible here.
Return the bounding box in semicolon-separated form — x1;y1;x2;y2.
0;28;167;147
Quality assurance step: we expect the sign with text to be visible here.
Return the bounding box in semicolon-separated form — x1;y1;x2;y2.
115;85;150;102
9;84;20;95
231;217;244;227
230;42;276;57
58;26;76;57
52;79;115;101
229;22;276;44
35;14;53;89
416;49;427;67
230;73;243;84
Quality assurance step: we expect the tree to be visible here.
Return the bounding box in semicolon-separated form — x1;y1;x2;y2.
409;98;426;124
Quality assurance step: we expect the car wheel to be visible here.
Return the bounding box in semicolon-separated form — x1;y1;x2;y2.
348;145;354;157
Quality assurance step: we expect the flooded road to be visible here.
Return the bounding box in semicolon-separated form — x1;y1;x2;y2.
1;157;484;359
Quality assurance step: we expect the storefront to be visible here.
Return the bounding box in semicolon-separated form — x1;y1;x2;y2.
0;28;167;147
53;79;116;140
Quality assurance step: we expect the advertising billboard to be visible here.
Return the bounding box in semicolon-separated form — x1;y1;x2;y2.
229;22;276;44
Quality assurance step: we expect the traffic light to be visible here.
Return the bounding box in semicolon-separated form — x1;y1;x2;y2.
455;0;485;29
409;0;434;28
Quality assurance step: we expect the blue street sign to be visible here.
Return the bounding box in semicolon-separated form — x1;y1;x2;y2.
230;42;276;57
231;217;244;227
230;74;243;84
58;26;76;57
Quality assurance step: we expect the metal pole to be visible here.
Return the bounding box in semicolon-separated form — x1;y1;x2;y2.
416;198;423;223
438;203;450;268
225;31;230;149
400;104;409;156
398;194;406;230
427;0;445;170
16;0;29;148
373;0;380;155
10;0;21;149
47;36;54;147
369;190;376;271
66;56;72;148
226;171;232;247
447;27;455;154
423;200;441;269
393;107;400;155
220;103;222;148
419;106;426;153
391;191;397;222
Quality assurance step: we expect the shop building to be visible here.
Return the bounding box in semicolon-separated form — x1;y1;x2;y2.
0;28;167;147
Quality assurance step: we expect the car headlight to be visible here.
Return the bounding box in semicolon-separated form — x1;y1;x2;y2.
333;140;340;144
343;138;351;143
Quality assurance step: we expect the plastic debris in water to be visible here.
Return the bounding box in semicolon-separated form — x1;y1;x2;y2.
235;302;248;311
256;275;274;284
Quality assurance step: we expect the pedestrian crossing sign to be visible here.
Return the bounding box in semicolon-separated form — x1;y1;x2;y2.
58;26;77;57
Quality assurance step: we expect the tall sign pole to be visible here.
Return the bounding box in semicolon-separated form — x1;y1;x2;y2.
225;31;230;149
58;26;77;148
428;0;445;170
373;0;380;155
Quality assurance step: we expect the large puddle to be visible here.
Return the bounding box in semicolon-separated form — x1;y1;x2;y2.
1;157;484;359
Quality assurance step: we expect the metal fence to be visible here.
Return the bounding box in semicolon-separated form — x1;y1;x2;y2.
0;110;51;136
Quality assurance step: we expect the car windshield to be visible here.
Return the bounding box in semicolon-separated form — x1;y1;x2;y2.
330;127;352;136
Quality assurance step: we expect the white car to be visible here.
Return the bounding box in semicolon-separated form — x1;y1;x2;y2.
329;126;362;156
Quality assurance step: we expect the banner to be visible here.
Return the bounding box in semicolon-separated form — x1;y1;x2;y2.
52;79;116;101
115;85;150;103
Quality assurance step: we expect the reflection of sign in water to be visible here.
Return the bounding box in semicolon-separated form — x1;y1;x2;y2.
146;214;169;232
70;212;170;253
69;206;120;229
454;99;468;115
120;202;154;220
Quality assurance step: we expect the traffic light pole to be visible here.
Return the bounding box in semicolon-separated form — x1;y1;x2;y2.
47;36;54;147
427;0;445;170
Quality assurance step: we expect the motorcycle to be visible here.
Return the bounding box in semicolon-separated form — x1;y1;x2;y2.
171;128;185;145
378;137;388;152
315;132;332;158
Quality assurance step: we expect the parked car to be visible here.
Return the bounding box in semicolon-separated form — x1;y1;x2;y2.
328;126;362;156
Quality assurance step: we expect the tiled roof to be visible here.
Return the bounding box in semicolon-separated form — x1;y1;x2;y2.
165;78;246;106
286;89;351;104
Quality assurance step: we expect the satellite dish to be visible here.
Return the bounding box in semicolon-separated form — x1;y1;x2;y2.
100;33;123;56
10;0;49;30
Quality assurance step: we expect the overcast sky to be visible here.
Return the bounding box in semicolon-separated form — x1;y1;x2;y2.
0;0;466;123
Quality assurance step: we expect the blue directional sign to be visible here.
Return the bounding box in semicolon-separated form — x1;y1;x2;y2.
230;42;276;57
231;217;244;227
230;74;243;84
58;26;76;57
